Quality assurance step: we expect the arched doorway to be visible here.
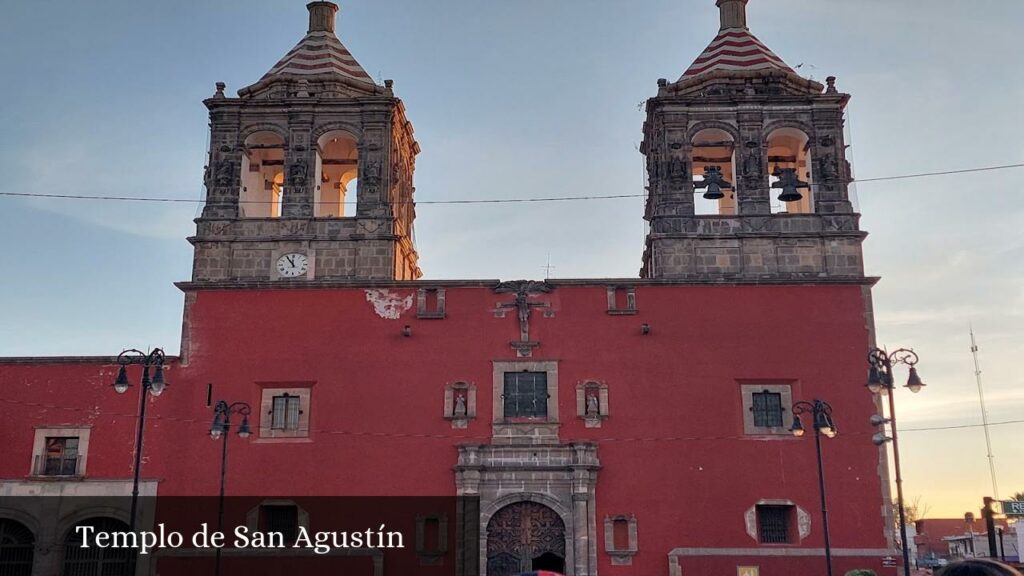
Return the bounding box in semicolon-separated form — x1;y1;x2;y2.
486;501;566;576
63;517;131;576
0;518;35;576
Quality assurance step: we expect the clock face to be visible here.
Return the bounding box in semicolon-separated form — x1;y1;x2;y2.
276;253;309;278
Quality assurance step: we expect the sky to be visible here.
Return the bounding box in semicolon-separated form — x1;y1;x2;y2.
1;0;1022;519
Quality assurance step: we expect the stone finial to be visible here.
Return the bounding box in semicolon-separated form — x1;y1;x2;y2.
214;82;226;98
716;0;748;30
826;76;838;94
307;1;339;34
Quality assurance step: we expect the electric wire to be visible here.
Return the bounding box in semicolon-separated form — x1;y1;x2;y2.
0;163;1021;206
0;396;1019;443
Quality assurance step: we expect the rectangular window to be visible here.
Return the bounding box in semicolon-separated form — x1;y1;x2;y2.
260;505;299;543
43;437;79;476
271;395;301;430
757;505;792;544
503;372;548;418
751;391;784;428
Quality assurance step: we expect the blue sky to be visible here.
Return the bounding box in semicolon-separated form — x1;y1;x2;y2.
1;0;1022;516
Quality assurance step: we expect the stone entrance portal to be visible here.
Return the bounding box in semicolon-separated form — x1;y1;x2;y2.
455;443;599;576
486;502;566;575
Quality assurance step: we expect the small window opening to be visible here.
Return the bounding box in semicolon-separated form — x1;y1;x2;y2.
757;505;793;544
270;394;302;431
503;372;548;418
260;505;299;544
751;391;784;428
40;436;79;476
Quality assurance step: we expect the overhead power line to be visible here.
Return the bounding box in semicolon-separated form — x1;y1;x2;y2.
1;162;1021;206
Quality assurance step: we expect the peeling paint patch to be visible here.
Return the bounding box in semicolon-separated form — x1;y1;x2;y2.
364;289;413;319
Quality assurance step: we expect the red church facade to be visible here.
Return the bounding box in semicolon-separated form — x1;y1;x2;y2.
0;2;897;575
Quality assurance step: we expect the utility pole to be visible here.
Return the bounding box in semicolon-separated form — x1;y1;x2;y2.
970;326;999;498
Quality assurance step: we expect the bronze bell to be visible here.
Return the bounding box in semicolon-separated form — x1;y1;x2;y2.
695;165;732;200
772;167;809;202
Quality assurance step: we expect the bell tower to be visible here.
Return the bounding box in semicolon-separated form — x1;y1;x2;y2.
193;1;420;282
641;0;863;280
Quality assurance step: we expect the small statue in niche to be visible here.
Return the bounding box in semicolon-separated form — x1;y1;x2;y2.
817;152;838;181
288;160;308;186
586;392;600;416
667;156;687;182
214;160;235;186
454;394;467;418
742;150;760;178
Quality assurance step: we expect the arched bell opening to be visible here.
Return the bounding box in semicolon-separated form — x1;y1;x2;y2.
240;131;286;218
767;127;813;214
314;131;359;217
691;128;737;215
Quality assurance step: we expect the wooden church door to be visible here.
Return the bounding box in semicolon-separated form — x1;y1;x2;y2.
486;501;566;575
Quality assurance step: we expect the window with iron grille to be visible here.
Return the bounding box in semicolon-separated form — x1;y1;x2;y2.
271;394;302;431
43;437;79;476
503;372;548;418
757;505;792;544
260;505;299;543
751;391;784;428
0;519;34;576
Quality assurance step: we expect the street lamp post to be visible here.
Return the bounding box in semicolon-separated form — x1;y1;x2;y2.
867;347;925;576
112;348;169;534
209;400;251;576
790;399;838;576
113;348;168;576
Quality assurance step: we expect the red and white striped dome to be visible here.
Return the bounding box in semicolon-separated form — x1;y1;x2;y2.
678;0;798;82
257;2;376;87
680;27;795;80
261;29;373;83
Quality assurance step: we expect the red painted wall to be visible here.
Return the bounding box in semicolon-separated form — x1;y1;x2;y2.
0;282;895;575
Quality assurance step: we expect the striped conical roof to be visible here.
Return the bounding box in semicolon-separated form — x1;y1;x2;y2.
261;29;374;84
680;27;795;80
257;2;376;86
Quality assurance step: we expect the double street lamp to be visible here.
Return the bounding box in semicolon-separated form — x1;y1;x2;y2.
790;399;838;576
866;347;925;576
112;348;169;534
209;400;251;576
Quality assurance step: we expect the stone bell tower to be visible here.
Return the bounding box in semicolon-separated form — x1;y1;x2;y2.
193;1;420;282
641;0;864;280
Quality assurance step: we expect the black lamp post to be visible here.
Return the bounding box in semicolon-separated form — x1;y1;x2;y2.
112;348;169;535
209;400;251;576
867;347;925;576
113;348;168;576
790;399;838;576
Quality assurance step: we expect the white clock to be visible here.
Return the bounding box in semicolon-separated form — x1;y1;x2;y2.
276;253;309;278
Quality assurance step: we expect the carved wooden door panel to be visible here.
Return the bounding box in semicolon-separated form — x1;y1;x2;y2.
486;502;566;576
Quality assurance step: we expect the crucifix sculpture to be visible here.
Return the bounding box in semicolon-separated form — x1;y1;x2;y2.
494;280;553;357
